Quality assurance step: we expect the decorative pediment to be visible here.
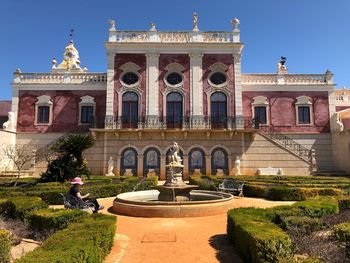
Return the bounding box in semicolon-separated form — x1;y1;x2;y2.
165;62;185;72
80;95;95;104
252;96;268;105
295;96;312;105
119;62;141;72
36;95;52;105
208;62;228;72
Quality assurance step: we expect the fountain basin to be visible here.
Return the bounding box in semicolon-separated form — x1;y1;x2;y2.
113;190;234;217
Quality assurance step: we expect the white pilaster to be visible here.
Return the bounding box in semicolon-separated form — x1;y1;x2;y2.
145;53;160;116
189;53;203;116
233;51;243;127
106;53;115;118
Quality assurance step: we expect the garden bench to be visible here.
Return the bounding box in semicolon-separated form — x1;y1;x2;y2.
60;193;95;211
218;179;244;197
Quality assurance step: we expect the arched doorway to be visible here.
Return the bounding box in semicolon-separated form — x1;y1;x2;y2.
189;148;206;175
143;148;160;177
166;92;183;128
120;147;138;176
211;92;227;128
122;92;138;128
211;148;228;175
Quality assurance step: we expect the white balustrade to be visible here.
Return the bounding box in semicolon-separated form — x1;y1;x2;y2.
242;74;330;85
15;73;107;84
110;31;236;43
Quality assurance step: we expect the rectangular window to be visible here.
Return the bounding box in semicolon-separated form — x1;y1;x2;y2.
37;106;50;124
298;106;311;124
254;106;267;124
81;106;94;124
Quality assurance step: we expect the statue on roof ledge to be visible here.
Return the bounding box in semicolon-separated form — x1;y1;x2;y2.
277;56;288;74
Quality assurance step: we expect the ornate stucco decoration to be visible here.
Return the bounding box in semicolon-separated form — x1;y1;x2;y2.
206;62;230;92
163;62;186;91
52;41;84;73
119;62;142;92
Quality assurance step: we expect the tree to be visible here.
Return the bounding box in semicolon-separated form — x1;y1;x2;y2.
2;144;36;186
40;133;95;182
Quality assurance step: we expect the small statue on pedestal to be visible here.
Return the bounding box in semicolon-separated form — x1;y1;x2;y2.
106;156;115;176
192;12;199;32
235;156;241;176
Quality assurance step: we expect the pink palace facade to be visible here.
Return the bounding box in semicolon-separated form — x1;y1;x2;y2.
6;18;340;177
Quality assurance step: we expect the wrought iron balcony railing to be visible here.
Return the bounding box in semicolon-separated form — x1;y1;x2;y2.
100;115;258;130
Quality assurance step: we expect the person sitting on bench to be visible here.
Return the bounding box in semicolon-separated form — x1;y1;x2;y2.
69;177;104;213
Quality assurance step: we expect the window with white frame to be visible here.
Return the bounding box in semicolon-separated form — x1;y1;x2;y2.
79;96;96;125
35;95;53;125
295;96;313;125
252;96;269;125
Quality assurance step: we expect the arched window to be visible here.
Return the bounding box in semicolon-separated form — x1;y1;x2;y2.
143;148;160;177
189;148;206;175
121;148;138;176
295;96;313;125
211;92;227;128
211;148;228;175
166;92;183;128
122;92;138;128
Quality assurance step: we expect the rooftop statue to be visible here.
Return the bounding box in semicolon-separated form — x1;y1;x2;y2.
193;12;199;32
108;19;116;31
277;56;288;74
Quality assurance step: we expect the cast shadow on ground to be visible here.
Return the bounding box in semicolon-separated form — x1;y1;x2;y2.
209;234;243;263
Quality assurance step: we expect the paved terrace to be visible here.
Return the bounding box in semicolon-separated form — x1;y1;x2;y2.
97;197;295;263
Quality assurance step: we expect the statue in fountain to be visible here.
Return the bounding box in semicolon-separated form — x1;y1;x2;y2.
157;142;198;201
168;142;183;166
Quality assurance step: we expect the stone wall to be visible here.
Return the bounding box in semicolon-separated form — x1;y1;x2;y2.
14;130;333;177
0;130;16;171
332;131;350;173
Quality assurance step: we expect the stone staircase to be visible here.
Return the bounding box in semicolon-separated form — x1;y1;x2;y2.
257;127;312;165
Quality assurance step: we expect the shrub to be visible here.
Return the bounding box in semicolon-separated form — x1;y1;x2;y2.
0;229;12;263
16;213;117;263
279;216;323;234
337;197;350;212
242;184;267;198
26;209;86;233
272;198;339;224
227;208;293;262
333;222;350;242
0;196;48;220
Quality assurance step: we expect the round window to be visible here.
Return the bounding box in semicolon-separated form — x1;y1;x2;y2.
210;72;227;86
166;72;183;86
122;72;139;86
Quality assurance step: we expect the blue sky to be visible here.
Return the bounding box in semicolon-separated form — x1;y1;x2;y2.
0;0;349;100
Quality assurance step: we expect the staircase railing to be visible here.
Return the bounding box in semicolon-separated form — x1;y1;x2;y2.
258;125;312;164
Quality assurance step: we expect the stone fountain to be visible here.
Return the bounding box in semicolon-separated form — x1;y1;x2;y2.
156;142;198;201
112;142;234;217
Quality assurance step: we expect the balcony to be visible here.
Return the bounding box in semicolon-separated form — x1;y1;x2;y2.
100;115;258;131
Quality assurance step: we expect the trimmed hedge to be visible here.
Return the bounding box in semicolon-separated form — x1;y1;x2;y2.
227;198;340;263
16;213;117;263
0;196;48;220
333;222;350;242
26;209;86;233
227;208;293;262
0;229;12;263
0;176;158;205
189;176;344;201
